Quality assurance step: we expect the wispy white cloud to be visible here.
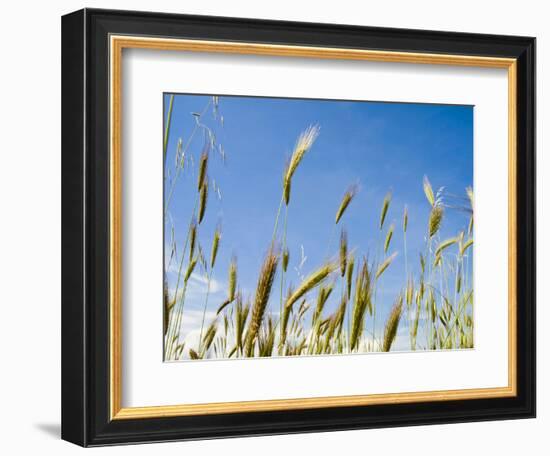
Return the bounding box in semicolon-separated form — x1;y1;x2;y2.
179;309;218;344
173;309;237;358
188;273;224;294
168;272;225;301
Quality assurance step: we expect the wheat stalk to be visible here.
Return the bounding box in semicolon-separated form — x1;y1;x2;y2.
466;186;474;209
350;259;372;351
423;175;435;206
375;252;398;279
163;94;175;159
307;284;333;354
282;247;289;272
258;317;277;357
339;229;348;277
382;294;403;352
279;286;293;351
435;237;458;256
285;262;337;310
228;258;237;301
379;191;392;230
198;179;209;224
313;284;333;324
188;221;197;262
184;257;198;282
324;296;347;352
210;227;221;268
460;238;474;256
428;204;444;238
197;151;209;191
335;185;358;224
163;282;171;336
234;293;249;354
346;254;355;299
216;258;238;314
200;319;218;357
283;125;320;205
245;249;279;356
384;223;394;254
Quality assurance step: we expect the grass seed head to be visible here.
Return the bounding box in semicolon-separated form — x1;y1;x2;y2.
163;283;170;336
383;294;403;352
283;125;320;205
428;204;444;238
282;247;289;272
350;259;372;350
228;257;237;301
279;286;293;349
435;237;457;257
216;299;232;315
466;186;474;209
313;284;333;324
198;179;209;224
339;229;348;276
184;257;198;282
335;185;358;224
423;175;435;207
210;227;221;268
384;223;394;254
379;191;392;230
285;262;337;311
201;320;218;354
189;221;197;262
245;249;279;356
346;255;355;299
460;238;474;257
197;151;209;191
375;252;398;280
406;279;414;308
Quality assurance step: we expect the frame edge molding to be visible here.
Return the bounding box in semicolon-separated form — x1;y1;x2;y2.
61;8;536;446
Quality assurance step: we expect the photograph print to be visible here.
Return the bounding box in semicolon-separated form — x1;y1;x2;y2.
163;94;474;362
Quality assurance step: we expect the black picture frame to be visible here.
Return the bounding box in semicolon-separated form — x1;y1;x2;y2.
62;8;536;447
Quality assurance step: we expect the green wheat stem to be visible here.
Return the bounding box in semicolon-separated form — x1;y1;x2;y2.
271;194;284;245
343;276;350;347
440;250;449;346
164;99;212;215
198;269;214;352
279;204;289;318
441;290;472;347
166;279;189;359
455;253;464;347
372;229;384;351
170;197;198;307
427;236;435;349
163;94;174;162
403;231;413;349
164;197;198;359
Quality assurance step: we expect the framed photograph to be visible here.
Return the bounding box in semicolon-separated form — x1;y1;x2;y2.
61;8;535;446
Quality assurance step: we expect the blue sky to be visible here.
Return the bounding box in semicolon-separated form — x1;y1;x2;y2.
164;93;473;348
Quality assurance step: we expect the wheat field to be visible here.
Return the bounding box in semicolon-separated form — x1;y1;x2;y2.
163;95;474;361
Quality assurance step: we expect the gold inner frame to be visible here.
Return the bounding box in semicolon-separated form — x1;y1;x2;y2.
109;35;517;420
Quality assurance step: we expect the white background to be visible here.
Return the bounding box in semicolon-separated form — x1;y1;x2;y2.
0;0;546;455
123;50;509;407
